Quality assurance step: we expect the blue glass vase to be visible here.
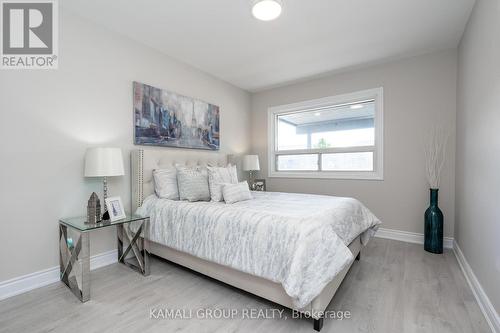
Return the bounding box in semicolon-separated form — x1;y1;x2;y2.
424;189;443;254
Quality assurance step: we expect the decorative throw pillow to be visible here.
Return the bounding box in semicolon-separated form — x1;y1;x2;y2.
176;166;211;202
207;164;238;202
153;168;179;200
222;181;253;204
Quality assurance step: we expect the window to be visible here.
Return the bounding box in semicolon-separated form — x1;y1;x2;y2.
268;88;383;180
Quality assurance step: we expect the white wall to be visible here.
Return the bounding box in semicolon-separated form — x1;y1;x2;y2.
251;50;457;238
0;9;251;281
456;0;500;313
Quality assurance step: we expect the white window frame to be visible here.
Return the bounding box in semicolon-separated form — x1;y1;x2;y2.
267;87;384;180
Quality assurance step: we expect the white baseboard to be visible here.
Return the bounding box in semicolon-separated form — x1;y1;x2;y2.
0;249;117;301
89;249;118;271
375;227;454;249
453;241;500;333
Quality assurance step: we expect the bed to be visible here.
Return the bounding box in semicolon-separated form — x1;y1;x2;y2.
131;149;380;331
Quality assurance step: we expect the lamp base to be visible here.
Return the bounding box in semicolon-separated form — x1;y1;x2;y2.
102;176;109;221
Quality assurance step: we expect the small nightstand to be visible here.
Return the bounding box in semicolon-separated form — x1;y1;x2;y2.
250;178;266;191
58;214;150;302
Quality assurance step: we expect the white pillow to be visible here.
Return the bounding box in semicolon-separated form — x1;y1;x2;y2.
176;166;210;202
207;165;238;202
153;168;179;200
222;181;253;204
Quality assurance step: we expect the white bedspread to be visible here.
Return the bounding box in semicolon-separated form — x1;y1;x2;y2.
136;191;381;308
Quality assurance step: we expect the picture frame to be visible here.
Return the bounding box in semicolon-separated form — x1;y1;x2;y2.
252;179;266;192
105;196;126;221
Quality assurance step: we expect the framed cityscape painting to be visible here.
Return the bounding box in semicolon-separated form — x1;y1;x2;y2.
133;81;220;150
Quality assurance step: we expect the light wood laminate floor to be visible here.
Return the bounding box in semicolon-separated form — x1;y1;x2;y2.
0;238;491;333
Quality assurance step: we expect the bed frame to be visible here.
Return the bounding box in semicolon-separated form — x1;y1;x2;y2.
131;149;362;331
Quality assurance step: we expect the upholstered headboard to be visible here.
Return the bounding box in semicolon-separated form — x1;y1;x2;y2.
131;149;228;213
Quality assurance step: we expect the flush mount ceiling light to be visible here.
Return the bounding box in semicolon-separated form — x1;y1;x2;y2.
252;0;283;21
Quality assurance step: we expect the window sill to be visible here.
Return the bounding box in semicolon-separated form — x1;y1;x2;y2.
268;170;384;180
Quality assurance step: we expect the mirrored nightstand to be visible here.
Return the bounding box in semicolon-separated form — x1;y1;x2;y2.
58;214;150;302
250;178;266;191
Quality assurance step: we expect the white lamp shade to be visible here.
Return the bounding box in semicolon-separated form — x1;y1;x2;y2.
84;147;124;177
243;155;260;171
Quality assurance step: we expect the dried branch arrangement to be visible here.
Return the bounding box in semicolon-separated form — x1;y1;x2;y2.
424;125;449;189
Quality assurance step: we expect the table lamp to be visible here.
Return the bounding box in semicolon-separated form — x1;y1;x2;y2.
243;155;260;190
84;147;124;220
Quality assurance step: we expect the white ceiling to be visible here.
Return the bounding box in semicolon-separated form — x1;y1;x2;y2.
62;0;475;92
